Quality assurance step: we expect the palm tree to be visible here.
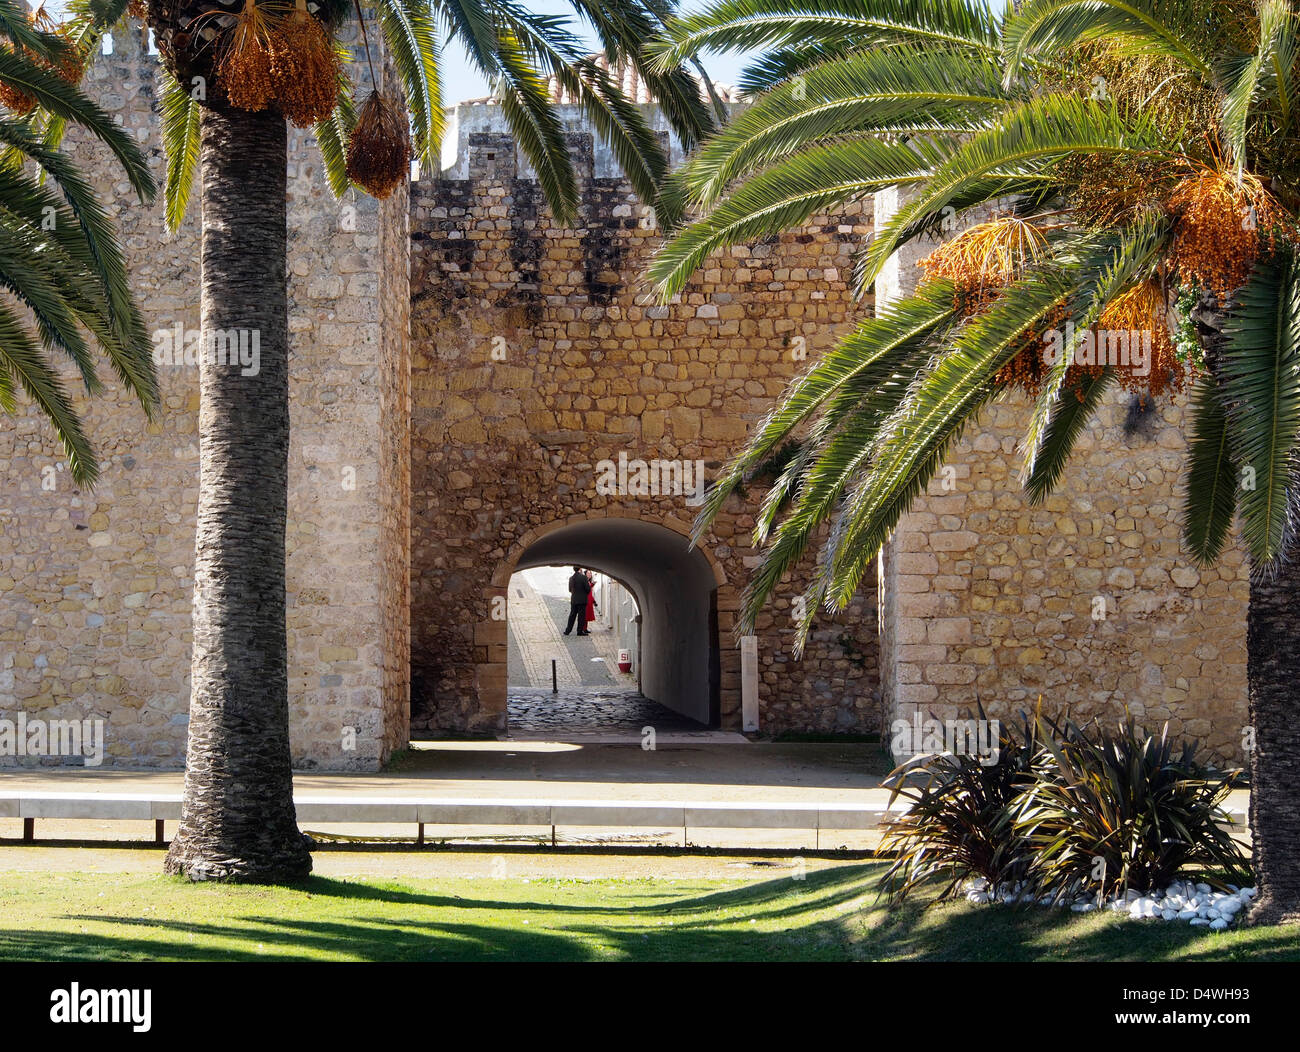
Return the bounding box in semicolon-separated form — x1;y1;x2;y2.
49;0;714;882
650;0;1300;924
0;0;156;487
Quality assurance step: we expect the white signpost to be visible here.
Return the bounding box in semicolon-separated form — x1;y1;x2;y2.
740;635;760;732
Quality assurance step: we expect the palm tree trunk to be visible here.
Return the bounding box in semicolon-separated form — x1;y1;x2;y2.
1197;296;1300;924
1245;561;1300;924
163;104;311;882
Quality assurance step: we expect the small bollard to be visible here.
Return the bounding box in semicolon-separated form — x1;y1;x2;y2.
552;658;558;693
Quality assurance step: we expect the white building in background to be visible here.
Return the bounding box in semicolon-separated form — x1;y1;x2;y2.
596;575;640;679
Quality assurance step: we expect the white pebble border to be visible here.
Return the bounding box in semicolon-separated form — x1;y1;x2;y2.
964;878;1258;930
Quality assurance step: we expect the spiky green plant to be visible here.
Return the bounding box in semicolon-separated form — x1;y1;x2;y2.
650;0;1300;924
879;710;1047;903
1015;715;1250;900
0;0;156;486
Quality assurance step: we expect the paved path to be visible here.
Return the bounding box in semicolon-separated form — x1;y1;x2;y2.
507;566;687;737
0;741;891;801
510;568;636;690
0;741;894;851
507;572;583;688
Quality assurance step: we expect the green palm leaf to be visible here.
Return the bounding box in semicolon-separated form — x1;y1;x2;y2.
1022;214;1172;496
674;45;1012;210
813;266;1077;622
1220;0;1298;168
1003;0;1218;85
0;298;98;485
1218;254;1300;565
377;0;444;170
650;0;1002;73
1182;374;1240;566
856;93;1168;294
159;65;202;233
650;135;950;299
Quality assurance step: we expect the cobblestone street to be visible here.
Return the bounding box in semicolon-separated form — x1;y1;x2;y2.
508;687;708;736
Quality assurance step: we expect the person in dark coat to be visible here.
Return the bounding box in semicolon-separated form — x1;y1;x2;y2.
564;566;592;636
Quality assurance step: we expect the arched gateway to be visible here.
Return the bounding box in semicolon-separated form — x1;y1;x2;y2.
495;514;727;728
407;101;882;741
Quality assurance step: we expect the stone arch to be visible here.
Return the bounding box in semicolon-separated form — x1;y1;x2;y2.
480;510;738;731
491;509;728;589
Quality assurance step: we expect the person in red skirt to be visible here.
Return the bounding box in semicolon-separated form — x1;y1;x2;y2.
584;569;598;632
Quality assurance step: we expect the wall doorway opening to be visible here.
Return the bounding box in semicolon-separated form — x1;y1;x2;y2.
502;518;721;737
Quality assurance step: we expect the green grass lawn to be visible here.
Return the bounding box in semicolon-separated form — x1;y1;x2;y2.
3;863;1299;961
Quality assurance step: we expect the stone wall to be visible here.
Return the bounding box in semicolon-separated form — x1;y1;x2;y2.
0;27;410;769
0;40;1249;766
873;189;1250;763
409;102;882;735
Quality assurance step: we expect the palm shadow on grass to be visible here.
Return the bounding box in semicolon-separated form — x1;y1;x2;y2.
5;865;1299;962
272;866;877;918
1;867;878;962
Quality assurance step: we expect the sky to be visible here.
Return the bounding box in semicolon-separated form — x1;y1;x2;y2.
436;1;755;102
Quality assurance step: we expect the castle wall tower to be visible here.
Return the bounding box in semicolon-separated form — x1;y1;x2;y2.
0;25;409;769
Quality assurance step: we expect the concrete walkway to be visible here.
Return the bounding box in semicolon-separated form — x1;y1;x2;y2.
0;741;896;851
0;744;1250;853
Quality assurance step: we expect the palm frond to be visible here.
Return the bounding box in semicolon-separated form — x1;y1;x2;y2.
1003;0;1218;86
810;265;1077;627
376;0;444;170
650;135;949;299
649;0;1002;74
0;48;154;202
855;93;1168;294
159;65;201;232
565;0;717;149
1220;0;1298;168
693;277;960;541
674;45;1011;210
1217;253;1300;565
1022;214;1173;496
0;298;98;486
318;46;360;198
1182;373;1240;566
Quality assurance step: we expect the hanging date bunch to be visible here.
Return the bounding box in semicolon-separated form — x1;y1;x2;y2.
213;0;340;126
1096;279;1189;398
996;298;1079;397
0;4;85;116
341;0;412;199
269;0;340;126
1167;165;1294;301
917;215;1077;397
214;0;277;111
917;215;1050;315
345;88;412;199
